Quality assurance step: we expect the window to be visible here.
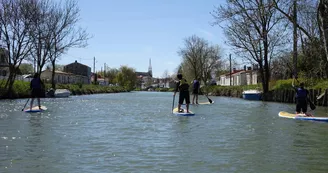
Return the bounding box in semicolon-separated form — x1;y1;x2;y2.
2;70;7;76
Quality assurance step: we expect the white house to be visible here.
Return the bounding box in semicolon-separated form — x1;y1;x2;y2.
218;67;259;86
41;69;89;84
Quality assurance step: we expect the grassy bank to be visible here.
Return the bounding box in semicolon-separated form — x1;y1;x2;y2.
204;78;328;98
0;80;127;99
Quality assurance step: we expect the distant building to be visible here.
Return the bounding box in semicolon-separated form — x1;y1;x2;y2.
90;73;109;86
135;58;153;89
63;60;91;84
218;66;259;86
41;69;89;84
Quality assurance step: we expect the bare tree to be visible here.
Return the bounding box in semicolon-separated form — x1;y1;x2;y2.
178;35;222;85
162;69;169;87
178;35;206;80
211;0;287;94
273;0;328;65
28;0;55;75
48;0;89;89
0;0;34;97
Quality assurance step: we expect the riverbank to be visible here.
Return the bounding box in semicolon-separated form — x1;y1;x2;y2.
0;80;127;99
204;78;328;106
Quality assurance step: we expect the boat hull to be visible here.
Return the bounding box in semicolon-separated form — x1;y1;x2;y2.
242;93;262;100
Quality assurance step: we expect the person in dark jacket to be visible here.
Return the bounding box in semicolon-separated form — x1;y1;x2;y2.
191;78;200;104
173;74;190;113
292;77;312;116
30;73;44;110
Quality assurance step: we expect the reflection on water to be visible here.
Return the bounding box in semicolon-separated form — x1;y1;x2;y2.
0;92;328;173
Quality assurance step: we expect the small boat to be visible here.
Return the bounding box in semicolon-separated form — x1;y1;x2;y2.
47;88;71;98
54;89;71;98
242;89;262;100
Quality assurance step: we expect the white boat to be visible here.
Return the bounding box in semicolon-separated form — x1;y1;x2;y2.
242;89;262;100
54;89;71;98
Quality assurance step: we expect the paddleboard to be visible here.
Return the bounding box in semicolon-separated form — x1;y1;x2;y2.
278;111;328;122
172;107;195;116
182;101;214;105
24;106;47;113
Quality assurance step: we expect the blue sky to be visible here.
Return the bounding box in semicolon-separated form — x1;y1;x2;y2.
59;0;231;78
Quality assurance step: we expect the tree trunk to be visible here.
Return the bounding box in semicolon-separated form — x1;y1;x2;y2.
51;61;56;89
318;0;328;61
5;66;18;98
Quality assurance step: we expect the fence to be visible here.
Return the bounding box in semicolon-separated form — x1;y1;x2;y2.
210;88;328;107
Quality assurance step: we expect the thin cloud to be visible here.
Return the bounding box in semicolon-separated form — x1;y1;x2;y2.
199;29;215;39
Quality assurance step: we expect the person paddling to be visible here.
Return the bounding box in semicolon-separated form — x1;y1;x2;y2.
191;78;200;104
173;74;190;113
30;73;44;111
292;77;312;117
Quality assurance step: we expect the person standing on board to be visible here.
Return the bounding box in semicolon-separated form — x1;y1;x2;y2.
30;73;44;110
292;77;312;116
173;74;190;113
191;78;200;104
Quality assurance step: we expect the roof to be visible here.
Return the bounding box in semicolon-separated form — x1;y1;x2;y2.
219;70;244;77
44;69;73;75
220;69;257;77
64;60;90;68
136;71;151;77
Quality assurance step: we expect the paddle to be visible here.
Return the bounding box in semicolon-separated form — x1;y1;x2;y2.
21;98;30;111
205;94;213;103
317;92;325;100
308;98;316;110
172;95;175;113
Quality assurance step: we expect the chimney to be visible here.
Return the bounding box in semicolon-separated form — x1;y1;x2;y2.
75;60;77;63
232;68;236;73
244;65;246;71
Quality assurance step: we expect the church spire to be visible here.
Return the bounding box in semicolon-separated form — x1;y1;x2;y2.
148;58;152;77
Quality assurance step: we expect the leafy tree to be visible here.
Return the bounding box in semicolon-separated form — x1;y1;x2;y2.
19;63;34;74
115;66;136;91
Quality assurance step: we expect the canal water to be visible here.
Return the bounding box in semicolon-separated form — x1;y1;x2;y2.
1;92;328;173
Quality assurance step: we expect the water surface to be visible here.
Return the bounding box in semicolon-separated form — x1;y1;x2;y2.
1;92;328;173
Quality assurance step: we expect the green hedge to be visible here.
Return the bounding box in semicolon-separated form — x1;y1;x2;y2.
0;80;127;99
205;78;328;96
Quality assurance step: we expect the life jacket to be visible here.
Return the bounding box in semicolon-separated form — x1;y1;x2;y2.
296;88;307;99
179;78;189;91
193;80;199;89
31;78;42;89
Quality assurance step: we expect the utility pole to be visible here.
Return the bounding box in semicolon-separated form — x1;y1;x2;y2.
229;54;232;86
293;0;298;78
93;56;97;84
104;63;106;77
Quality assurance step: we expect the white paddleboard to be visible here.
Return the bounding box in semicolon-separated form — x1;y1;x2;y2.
24;106;47;113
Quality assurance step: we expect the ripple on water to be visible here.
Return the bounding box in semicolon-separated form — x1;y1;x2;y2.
1;93;328;173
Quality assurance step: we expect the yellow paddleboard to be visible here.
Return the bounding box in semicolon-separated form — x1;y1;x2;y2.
278;111;328;122
173;107;195;116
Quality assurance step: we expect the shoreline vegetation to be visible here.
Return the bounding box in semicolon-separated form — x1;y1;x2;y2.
0;80;127;99
2;78;328;107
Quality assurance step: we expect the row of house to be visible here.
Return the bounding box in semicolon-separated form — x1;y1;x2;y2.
218;66;259;86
